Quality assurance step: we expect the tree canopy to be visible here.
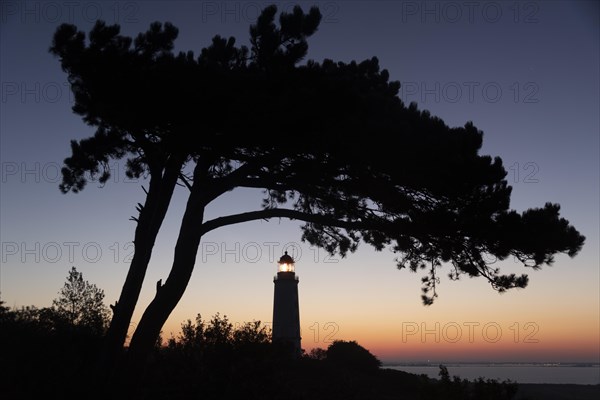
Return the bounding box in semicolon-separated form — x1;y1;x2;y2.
50;4;585;377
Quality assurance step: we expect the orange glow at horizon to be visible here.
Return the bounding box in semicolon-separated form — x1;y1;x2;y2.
297;314;600;363
155;309;600;364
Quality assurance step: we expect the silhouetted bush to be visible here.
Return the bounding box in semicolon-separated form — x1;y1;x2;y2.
325;339;382;373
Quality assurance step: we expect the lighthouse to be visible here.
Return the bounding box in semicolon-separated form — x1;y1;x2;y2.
272;251;301;357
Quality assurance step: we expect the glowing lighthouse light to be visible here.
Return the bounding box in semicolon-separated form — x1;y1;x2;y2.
277;251;295;273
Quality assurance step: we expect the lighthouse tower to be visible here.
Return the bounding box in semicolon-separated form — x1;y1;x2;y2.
272;251;301;357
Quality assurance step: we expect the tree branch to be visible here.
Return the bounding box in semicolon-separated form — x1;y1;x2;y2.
199;208;386;236
178;173;193;191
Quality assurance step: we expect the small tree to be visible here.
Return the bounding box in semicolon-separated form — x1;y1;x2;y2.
53;266;110;334
232;320;271;348
178;314;206;352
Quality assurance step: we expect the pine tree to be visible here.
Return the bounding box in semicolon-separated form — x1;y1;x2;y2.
52;266;110;334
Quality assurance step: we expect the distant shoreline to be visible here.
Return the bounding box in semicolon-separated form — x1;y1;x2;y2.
385;363;600;385
383;362;600;367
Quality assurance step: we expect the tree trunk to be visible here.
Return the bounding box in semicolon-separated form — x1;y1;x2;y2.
124;163;208;390
97;156;183;387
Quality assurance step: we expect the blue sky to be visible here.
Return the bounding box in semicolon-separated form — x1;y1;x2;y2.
1;1;598;362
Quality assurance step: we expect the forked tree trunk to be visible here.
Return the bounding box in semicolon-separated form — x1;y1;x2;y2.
125;171;207;390
98;156;183;386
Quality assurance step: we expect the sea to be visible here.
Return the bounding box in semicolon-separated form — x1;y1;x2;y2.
385;363;600;385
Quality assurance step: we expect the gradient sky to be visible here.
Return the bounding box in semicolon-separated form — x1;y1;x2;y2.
1;1;598;364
